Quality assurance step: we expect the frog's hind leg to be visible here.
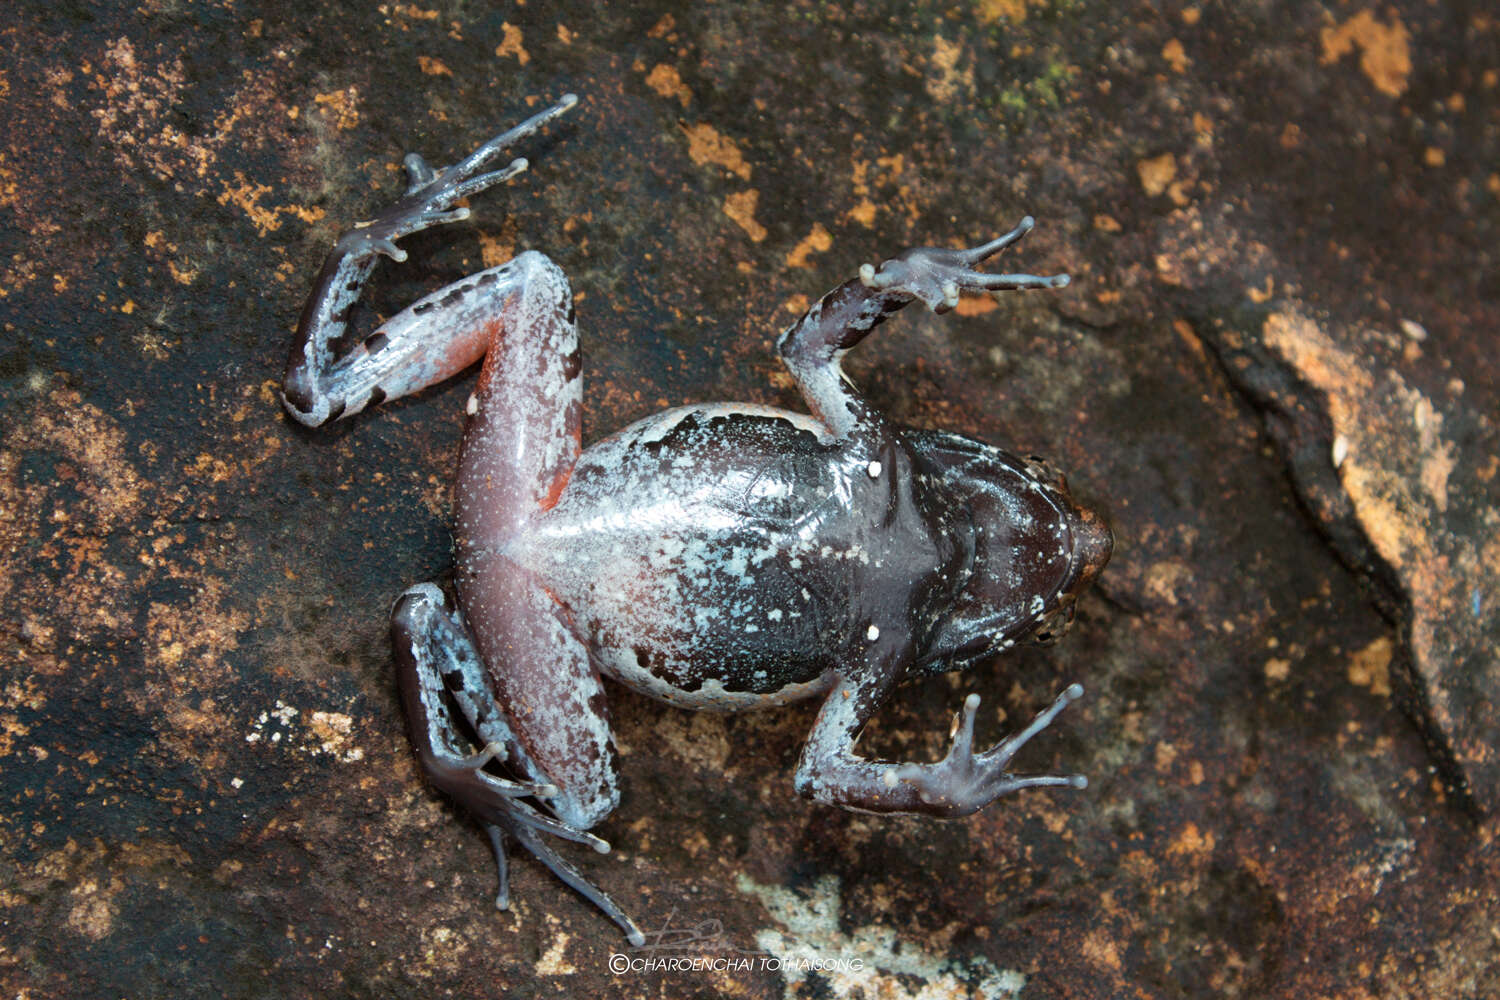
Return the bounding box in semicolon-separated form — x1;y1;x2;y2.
392;584;645;946
282;94;578;427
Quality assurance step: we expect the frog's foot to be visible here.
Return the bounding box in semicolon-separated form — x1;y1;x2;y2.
391;583;643;946
340;93;579;263
896;684;1087;815
858;216;1070;313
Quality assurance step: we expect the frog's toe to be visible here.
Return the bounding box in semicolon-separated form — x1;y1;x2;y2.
508;822;646;947
483;824;512;910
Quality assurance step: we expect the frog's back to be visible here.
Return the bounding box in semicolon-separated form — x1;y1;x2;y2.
512;404;865;709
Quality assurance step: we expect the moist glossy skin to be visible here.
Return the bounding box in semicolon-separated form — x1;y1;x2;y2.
283;95;1112;946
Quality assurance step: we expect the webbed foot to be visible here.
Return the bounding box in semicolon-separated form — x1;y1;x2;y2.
858;216;1070;312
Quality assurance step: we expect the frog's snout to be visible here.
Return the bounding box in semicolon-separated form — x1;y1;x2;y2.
1071;507;1113;586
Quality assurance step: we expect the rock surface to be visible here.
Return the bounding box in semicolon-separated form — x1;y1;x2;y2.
1;2;1496;997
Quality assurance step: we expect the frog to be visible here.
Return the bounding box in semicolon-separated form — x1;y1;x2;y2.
282;94;1111;946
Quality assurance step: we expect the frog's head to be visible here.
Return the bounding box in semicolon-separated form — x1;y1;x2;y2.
908;430;1112;674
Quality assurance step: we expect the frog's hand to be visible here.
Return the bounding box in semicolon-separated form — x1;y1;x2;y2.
392;583;644;946
776;217;1067;440
283;95;578;427
794;650;1085;816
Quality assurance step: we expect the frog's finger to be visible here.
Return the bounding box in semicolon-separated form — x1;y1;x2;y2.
987;772;1089;795
945;693;982;764
970;270;1071;293
402;152;437;191
960;215;1035;264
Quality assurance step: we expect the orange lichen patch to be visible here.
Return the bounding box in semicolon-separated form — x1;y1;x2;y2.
1137;153;1177;196
313;87;360;130
390;3;440;20
953;295;997;317
1320;9;1411;98
92;36;299;185
645;63;692;106
1163;38;1190;73
845;199;877;227
495;23;529;65
977;0;1029;23
1081;929;1123;971
0;388;149;659
723;189;767;242
417;55;453;77
144;574;249;696
1348;636;1394;697
1167;822;1216;857
217;173;326;237
680;122;752;180
478;222;519;269
784;224;831;269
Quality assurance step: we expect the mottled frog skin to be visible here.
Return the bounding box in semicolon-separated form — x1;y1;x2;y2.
282;95;1111;945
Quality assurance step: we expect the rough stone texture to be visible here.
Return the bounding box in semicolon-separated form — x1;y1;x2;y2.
1;2;1496;998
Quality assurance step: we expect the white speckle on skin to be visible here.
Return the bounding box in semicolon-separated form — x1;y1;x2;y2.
866;624;880;642
881;770;898;788
867;460;882;479
466;393;478;416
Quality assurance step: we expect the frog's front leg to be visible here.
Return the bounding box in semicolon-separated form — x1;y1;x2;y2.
794;642;1086;816
776;216;1067;440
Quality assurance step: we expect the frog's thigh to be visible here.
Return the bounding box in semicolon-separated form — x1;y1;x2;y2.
463;559;619;831
455;250;581;542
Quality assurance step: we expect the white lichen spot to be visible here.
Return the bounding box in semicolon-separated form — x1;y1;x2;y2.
881;770;898;789
736;873;1026;999
866;624;880;642
867;460;882;479
466;393;479;416
244;701;365;762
